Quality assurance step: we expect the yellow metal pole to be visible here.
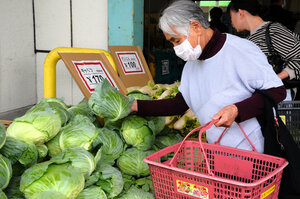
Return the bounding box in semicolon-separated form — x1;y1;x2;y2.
43;47;117;98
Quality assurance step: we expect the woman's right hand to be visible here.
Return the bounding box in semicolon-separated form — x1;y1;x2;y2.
212;104;239;128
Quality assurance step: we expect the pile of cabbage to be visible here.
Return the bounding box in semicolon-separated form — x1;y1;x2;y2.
0;79;187;199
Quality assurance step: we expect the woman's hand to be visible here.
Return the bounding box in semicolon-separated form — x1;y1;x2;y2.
131;100;138;112
212;105;238;127
277;70;289;80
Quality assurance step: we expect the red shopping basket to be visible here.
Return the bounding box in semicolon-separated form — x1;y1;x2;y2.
144;120;288;199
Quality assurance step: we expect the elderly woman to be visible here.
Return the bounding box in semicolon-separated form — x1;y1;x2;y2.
131;0;286;153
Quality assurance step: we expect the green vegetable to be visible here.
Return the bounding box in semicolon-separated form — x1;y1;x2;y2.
0;190;7;199
127;90;152;100
20;161;84;199
18;142;38;167
93;128;123;165
0;154;12;190
3;176;25;199
45;98;69;110
0;137;27;164
155;133;183;149
45;98;70;126
0;137;37;167
47;115;98;156
36;144;48;160
0;121;6;149
76;186;107;199
145;116;165;135
68;99;96;122
88;79;134;121
31;191;68;199
51;147;95;178
117;148;153;177
96;164;124;198
6;99;63;145
121;116;155;151
119;186;154;199
134;176;153;193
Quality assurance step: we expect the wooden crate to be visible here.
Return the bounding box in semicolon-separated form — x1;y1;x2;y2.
0;120;12;130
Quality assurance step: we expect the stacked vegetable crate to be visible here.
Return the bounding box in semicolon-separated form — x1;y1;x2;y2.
278;101;300;148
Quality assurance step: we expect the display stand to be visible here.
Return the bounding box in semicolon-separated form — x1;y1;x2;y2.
109;46;153;88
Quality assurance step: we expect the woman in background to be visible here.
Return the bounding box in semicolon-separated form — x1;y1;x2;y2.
228;0;300;100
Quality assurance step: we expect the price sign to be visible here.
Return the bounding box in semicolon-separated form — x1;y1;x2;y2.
109;46;154;88
116;51;145;75
72;60;118;93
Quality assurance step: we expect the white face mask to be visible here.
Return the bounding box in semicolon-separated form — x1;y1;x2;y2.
173;36;202;61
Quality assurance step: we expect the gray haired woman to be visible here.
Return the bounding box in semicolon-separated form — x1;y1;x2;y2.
131;0;285;153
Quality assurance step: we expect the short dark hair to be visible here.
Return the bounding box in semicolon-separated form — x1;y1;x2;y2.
210;7;223;20
228;0;262;16
271;0;281;4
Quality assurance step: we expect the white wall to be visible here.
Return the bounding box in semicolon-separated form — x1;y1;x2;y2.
0;0;108;115
36;0;108;105
0;0;36;113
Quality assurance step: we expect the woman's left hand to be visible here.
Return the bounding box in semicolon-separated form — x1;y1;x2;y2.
277;70;289;80
212;105;238;127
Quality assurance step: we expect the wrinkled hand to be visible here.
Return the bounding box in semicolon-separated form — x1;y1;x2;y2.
212;105;239;127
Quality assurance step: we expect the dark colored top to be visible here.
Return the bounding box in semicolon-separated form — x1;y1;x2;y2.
265;5;295;31
137;29;286;122
210;20;227;33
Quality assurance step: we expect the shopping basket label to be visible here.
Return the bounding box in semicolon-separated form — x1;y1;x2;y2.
260;185;275;199
279;115;286;125
176;180;209;199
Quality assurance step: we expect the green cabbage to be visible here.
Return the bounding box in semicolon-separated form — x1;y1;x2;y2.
119;186;154;199
145;116;165;135
6;99;63;145
155;133;183;149
0;121;6;149
76;186;107;199
96;164;124;198
68;99;96;122
51;147;95;178
0;154;12;190
126;90;152;100
36;144;48;160
45;98;70;126
0;190;7;199
117;148;153;177
0;137;37;167
18;142;38;167
93;128;123;165
20;161;85;199
31;191;67;199
88;79;134;122
3;176;24;199
47;115;98;156
85;164;123;198
121;116;155;151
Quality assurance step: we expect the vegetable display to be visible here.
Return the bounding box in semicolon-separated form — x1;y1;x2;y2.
0;80;202;198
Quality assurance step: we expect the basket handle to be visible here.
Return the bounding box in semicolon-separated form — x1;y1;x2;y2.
196;121;258;176
168;120;219;176
212;123;257;152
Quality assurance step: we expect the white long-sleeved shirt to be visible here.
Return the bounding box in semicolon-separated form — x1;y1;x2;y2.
179;33;283;153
